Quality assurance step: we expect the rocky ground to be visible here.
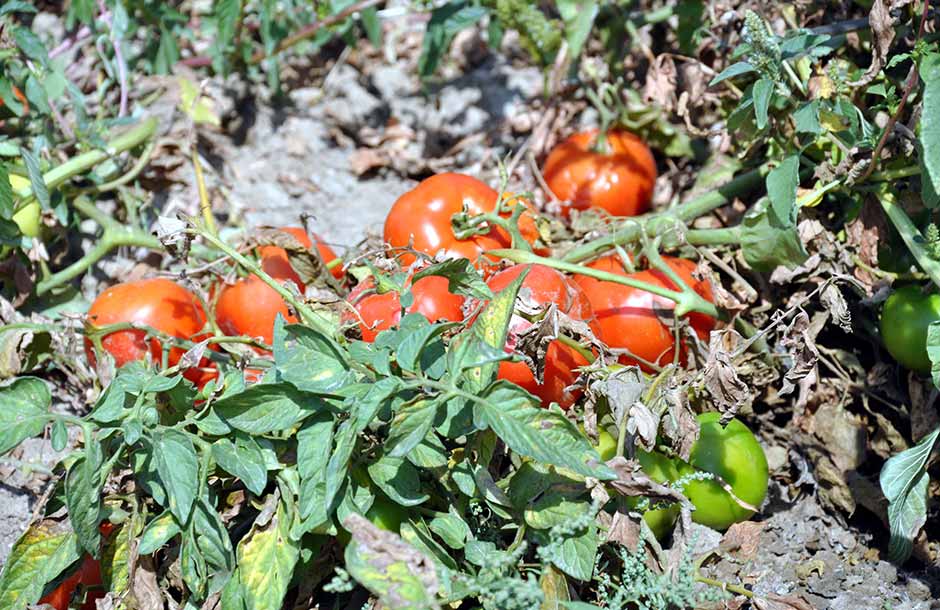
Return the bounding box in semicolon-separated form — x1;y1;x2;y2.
3;10;940;609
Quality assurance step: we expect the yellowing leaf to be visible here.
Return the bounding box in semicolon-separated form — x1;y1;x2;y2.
178;77;221;127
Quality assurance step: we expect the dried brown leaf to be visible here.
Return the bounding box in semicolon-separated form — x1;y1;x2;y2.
778;311;820;406
820;283;851;332
719;521;763;560
702;329;752;423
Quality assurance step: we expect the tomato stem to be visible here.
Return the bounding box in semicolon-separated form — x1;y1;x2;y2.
488;249;721;319
194;228;337;338
879;188;940;290
12;117;158;213
561;164;769;263
192;144;218;237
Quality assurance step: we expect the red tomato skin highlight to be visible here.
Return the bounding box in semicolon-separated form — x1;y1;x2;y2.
85;279;215;384
574;255;715;370
543;129;657;218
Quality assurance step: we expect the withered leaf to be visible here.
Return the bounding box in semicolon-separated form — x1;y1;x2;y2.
702;329;752;424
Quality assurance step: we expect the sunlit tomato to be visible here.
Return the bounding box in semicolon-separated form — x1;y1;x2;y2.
215;227;340;349
85;279;215;383
257;226;343;282
345;274;465;342
487;264;594;408
573;255;715;370
880;284;940;373
215;275;297;347
677;413;769;531
542;129;657;218
383;173;541;266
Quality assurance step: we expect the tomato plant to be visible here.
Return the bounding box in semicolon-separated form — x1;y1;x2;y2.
678;413;769;531
383;173;540;266
215;227;340;347
488;263;595;408
880;285;940;373
591;427;679;540
574;255;715;369
542;129;657;218
85;279;215;384
257;226;342;282
345;274;465;342
0;85;29;116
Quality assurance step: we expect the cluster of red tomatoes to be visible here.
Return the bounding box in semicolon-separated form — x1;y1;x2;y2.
82;129;767;539
84;227;341;385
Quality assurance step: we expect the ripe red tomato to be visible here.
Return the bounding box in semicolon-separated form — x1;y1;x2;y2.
345;274;465;342
257;226;343;282
487;264;595;408
215;275;297;347
85;279;215;384
542;129;657;218
215;227;341;349
573;255;715;370
39;567;82;610
383;173;541;266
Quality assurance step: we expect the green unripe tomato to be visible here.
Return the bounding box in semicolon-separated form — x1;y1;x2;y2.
880;285;940;373
365;498;408;534
12;200;41;238
594;426;618;462
626;450;680;540
678;412;768;531
588;427;679;540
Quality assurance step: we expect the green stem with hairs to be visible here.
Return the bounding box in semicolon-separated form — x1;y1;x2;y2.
487;248;720;319
562;165;769;263
13;117;158;212
36;197;162;295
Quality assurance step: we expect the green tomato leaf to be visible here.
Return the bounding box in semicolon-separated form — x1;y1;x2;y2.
555;0;598;59
19;149;49;212
418;2;488;78
153;429;199;523
928;322;940;387
368;454;431;507
212;434;269;496
0;377;51;455
343;514;439;609
412;258;493;300
0;521;82;610
0;163;13;220
544;523;600;582
473;381;615;480
138;511;181;555
920;52;940;204
212;383;327;434
275;324;353;394
297;412;335;527
386;398;440;459
428;508;470;550
65;449;103;555
225;499;299;610
880;427;940;563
